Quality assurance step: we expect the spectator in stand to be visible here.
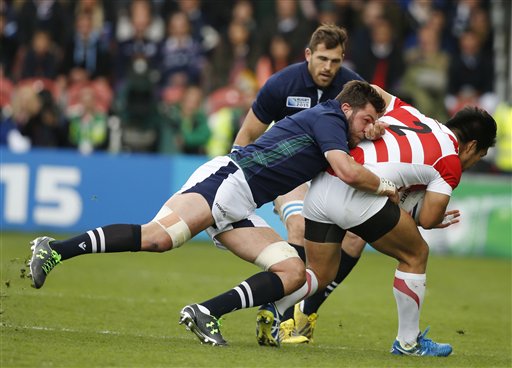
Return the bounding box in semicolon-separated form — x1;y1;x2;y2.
209;20;257;92
445;29;497;115
400;24;450;122
17;0;68;50
206;70;257;157
174;0;220;55
19;29;58;80
114;61;161;153
19;88;69;148
231;0;257;35
257;0;314;62
158;11;206;92
450;0;484;40
115;0;164;44
468;6;493;54
114;0;160;88
73;0;117;51
255;34;293;88
159;84;210;155
0;10;18;77
347;16;404;94
67;85;108;155
59;10;112;86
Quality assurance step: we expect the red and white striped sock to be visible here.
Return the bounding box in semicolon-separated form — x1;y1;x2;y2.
392;269;426;346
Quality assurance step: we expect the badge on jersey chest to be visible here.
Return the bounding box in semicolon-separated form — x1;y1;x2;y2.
286;96;311;109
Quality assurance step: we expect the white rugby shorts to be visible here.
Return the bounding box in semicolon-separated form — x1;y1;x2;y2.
177;156;271;247
303;171;388;229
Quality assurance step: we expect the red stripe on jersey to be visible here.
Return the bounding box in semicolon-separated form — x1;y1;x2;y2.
447;132;459;153
433;155;462;189
393;277;420;308
350;146;365;164
374;138;389;162
386;108;442;165
326;166;336;176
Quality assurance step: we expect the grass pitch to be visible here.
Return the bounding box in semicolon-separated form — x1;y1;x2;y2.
1;232;511;367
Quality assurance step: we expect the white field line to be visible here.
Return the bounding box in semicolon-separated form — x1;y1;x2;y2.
1;323;187;341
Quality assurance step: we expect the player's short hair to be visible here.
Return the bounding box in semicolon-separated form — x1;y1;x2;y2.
309;24;348;52
335;80;386;115
445;106;497;151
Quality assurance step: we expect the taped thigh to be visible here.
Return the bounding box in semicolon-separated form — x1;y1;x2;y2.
152;206;191;248
254;241;300;271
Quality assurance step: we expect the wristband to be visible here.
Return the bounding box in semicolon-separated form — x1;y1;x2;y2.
375;177;396;195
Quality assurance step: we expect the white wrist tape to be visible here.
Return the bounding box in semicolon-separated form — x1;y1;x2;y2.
375;177;396;195
442;213;457;225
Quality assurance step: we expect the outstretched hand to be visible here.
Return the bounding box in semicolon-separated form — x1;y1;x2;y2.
433;209;461;229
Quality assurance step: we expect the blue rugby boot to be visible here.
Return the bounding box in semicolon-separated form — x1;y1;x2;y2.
391;327;453;357
256;303;281;347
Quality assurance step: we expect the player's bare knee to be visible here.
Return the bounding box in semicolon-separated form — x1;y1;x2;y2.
342;232;366;257
141;223;173;252
399;241;429;270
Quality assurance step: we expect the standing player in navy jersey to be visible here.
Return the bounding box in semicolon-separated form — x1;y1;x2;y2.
233;24;367;342
27;81;398;346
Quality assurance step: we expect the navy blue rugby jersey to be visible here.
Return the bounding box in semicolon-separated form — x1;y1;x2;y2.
229;100;350;207
252;61;363;124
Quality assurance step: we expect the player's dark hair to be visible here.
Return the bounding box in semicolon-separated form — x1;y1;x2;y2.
309;24;348;52
335;80;386;115
445;106;497;151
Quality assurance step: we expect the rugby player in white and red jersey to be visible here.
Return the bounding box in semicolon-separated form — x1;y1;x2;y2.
262;85;497;356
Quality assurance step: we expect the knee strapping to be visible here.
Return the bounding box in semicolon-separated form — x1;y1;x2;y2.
152;206;191;248
254;241;300;271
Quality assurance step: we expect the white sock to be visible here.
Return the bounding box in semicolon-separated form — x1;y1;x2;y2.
393;269;426;347
274;269;318;317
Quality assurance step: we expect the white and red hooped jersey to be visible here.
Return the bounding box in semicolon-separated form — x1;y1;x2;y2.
334;96;462;196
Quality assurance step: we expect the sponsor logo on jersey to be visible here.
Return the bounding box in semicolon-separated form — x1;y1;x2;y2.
286;96;311;109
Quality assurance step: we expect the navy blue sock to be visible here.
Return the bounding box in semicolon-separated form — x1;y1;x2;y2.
200;272;285;318
50;224;141;260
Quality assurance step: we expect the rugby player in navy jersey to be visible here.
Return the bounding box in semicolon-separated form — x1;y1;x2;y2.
233;24;367;342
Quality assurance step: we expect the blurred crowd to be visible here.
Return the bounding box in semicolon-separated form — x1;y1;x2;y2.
0;0;510;173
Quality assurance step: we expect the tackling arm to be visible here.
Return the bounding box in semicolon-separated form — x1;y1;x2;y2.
325;150;399;203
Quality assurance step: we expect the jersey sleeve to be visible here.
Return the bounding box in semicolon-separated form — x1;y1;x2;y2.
384;95;412;114
312;112;350;154
251;75;284;125
433;154;462;190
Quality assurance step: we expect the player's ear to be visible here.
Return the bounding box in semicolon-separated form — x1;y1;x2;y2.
340;102;352;116
462;140;478;154
305;48;312;61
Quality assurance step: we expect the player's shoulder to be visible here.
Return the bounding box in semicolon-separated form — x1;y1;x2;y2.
266;62;307;83
334;66;364;85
